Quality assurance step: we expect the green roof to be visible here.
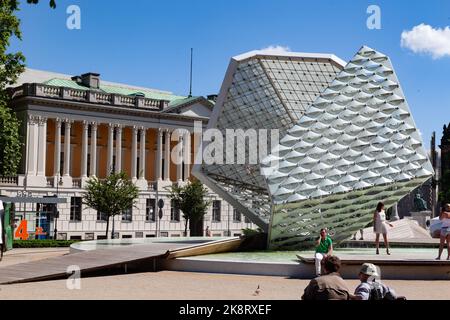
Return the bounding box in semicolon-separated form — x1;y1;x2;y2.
167;96;202;108
44;78;186;102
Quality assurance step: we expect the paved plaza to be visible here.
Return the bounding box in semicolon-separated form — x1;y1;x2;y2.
0;248;449;300
0;270;449;300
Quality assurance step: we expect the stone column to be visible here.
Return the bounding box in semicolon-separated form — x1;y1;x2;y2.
25;115;45;187
115;125;122;173
184;131;191;181
164;129;171;181
61;119;73;187
26;115;38;177
36;117;48;178
177;134;184;183
53;118;62;184
90;122;98;177
136;127;147;190
81;121;89;178
131;126;138;181
107;124;114;174
156;128;163;181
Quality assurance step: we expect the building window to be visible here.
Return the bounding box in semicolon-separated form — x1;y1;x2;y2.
87;155;91;177
136;157;140;178
182;161;185;181
57;233;67;240
160;232;169;237
85;233;95;240
245;216;251;224
233;209;241;222
97;211;108;222
146;199;156;222
70;197;82;221
59;152;64;176
171;199;180;222
122;207;132;222
212;200;221;222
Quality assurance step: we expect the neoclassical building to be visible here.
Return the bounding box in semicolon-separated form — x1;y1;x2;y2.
0;69;254;240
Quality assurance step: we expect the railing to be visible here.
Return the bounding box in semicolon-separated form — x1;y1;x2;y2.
0;176;18;186
144;99;161;109
46;177;54;187
119;95;135;106
72;178;82;188
95;92;112;104
67;89;87;100
11;84;168;112
38;85;61;98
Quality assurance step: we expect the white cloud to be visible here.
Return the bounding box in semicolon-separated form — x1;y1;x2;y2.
259;45;291;54
401;23;450;59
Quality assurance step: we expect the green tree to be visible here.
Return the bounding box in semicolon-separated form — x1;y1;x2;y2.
0;0;25;175
169;179;210;237
26;0;56;8
83;172;140;239
439;170;450;204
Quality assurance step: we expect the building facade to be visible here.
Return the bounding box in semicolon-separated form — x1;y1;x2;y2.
0;69;255;240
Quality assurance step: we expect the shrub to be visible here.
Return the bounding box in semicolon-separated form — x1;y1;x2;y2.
13;240;79;248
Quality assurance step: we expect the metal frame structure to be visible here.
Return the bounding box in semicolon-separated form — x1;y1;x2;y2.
193;49;346;232
194;46;433;249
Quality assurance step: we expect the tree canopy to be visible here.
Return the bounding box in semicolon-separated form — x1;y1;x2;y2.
26;0;56;8
0;0;25;175
83;172;140;238
169;180;210;236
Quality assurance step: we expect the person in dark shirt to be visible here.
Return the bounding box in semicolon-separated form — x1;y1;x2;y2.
302;255;351;300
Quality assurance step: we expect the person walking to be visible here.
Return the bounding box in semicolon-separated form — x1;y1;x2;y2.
373;202;393;255
302;256;351;300
314;228;333;276
205;226;212;237
436;204;450;260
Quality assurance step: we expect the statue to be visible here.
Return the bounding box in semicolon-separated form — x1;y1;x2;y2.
414;193;428;212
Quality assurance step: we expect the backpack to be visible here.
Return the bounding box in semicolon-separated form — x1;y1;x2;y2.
369;281;385;300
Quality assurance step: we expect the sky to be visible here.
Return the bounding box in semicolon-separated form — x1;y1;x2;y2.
9;0;450;147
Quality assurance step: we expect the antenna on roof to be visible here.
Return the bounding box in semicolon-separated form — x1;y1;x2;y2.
188;48;193;98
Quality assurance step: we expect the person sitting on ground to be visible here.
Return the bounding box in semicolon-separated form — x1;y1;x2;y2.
302;255;351;300
352;263;405;300
314;228;333;276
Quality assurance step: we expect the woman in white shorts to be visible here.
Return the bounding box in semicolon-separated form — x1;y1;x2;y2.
436;204;450;260
373;202;394;255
